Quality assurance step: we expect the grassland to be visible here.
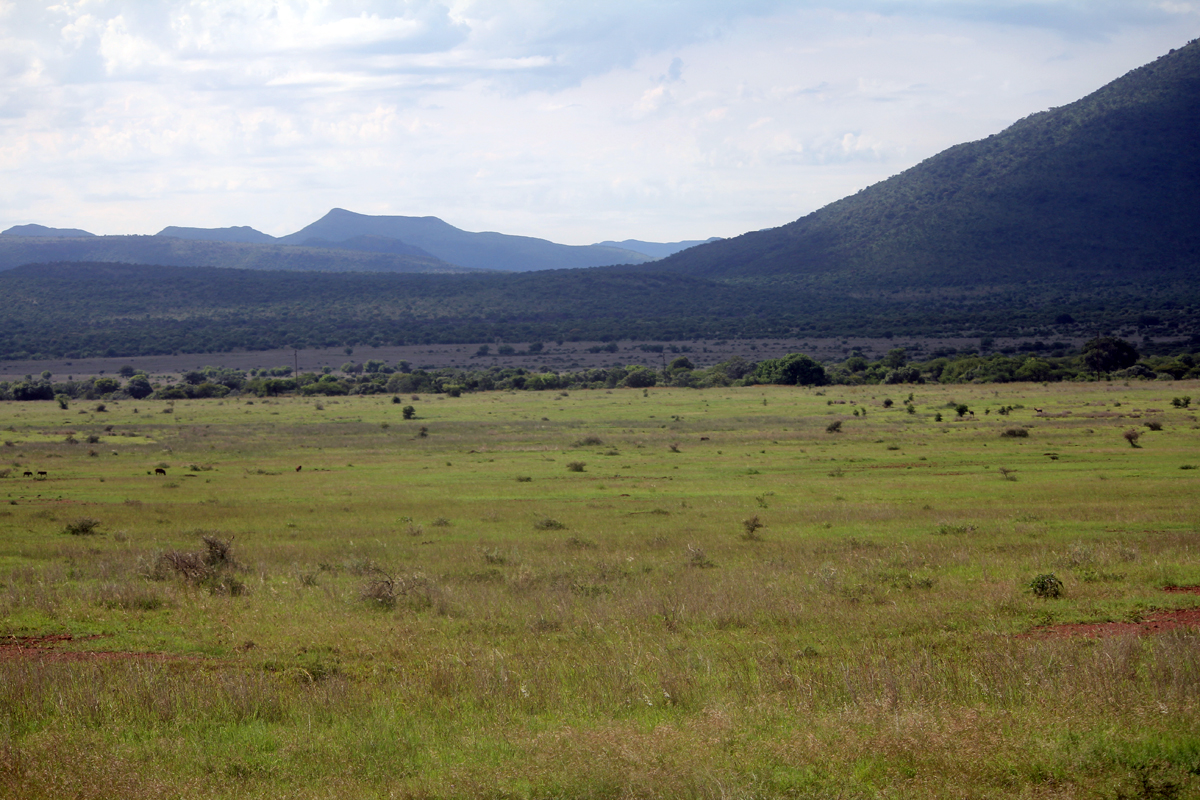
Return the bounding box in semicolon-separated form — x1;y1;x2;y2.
1;381;1198;799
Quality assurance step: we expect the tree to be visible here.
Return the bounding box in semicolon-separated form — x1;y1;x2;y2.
1081;336;1138;374
118;365;136;378
622;366;657;388
881;348;908;369
126;375;153;399
755;353;828;386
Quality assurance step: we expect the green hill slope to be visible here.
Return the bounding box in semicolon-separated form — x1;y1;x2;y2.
648;39;1200;288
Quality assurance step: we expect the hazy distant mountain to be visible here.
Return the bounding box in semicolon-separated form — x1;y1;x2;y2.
278;208;654;271
595;238;722;258
3;224;95;238
0;235;473;274
157;225;276;244
648;39;1200;290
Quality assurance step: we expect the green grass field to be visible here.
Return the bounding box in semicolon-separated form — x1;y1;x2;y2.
2;382;1198;799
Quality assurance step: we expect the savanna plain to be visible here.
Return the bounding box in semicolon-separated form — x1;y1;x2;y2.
1;381;1198;799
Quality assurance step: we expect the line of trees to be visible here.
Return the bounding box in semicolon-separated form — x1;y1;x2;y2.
1;339;1196;404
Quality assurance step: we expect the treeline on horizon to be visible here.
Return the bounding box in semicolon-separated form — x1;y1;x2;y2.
4;337;1197;405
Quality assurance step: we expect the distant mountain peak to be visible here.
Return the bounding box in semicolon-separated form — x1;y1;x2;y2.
156;225;276;244
3;224;95;238
279;209;655;271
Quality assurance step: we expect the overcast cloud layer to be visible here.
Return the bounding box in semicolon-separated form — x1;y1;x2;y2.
1;1;1196;243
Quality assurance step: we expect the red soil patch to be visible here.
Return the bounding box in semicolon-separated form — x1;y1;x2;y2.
1025;588;1200;639
0;633;191;663
1026;607;1200;640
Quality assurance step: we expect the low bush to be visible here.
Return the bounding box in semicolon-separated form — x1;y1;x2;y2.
741;515;765;541
1029;573;1064;599
62;517;101;536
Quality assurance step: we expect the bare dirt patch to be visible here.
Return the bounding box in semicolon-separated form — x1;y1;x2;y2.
1025;588;1200;639
0;633;192;663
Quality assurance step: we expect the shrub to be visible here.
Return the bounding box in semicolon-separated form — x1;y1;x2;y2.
686;544;715;569
566;461;586;472
1123;429;1141;447
63;517;101;536
534;517;566;530
934;523;975;535
1001;428;1029;438
361;572;398;610
1029;573;1064;599
826;420;843;433
573;435;603;447
1144;420;1163;431
402;405;416;420
741;515;764;541
151;535;242;594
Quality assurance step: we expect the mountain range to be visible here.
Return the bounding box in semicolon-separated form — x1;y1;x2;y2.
1;210;716;273
1;39;1197;360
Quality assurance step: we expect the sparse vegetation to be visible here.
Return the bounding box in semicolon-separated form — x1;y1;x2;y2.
0;382;1197;799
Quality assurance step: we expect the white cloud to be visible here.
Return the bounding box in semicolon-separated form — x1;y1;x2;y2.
0;1;1196;243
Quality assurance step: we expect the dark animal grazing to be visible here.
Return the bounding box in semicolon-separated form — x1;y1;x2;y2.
1034;408;1044;413
154;467;167;476
700;437;710;441
296;465;302;472
36;471;47;478
23;471;32;477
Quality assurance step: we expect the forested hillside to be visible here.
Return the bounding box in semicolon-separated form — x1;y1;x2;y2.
647;39;1200;289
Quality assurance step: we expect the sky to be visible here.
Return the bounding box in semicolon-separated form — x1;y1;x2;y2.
1;2;1197;245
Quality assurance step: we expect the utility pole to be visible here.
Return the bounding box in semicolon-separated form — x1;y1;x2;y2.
294;349;299;378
